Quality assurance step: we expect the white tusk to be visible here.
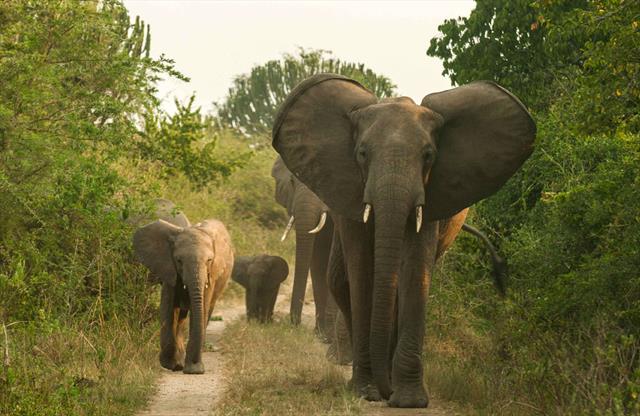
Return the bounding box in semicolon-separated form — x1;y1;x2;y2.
363;204;371;224
308;212;327;234
416;206;423;233
280;216;295;241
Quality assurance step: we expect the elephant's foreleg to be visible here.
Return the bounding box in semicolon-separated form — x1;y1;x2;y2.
310;225;332;339
159;284;179;370
339;218;379;401
290;229;315;325
326;295;353;365
388;221;438;408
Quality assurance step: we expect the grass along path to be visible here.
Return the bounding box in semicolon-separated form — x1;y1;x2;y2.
214;288;463;415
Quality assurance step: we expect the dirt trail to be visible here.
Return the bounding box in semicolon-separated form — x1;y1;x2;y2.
138;282;458;416
137;301;244;416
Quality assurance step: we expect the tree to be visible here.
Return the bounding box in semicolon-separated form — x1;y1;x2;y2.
427;0;588;111
214;48;397;138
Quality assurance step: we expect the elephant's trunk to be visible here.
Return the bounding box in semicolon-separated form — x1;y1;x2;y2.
184;264;207;374
289;209;318;325
370;174;418;399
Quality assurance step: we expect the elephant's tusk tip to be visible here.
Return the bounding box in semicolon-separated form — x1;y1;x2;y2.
416;206;423;233
281;215;295;241
308;212;327;234
363;204;371;224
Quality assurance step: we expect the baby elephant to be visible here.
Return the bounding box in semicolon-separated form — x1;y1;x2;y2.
133;219;234;374
232;255;289;323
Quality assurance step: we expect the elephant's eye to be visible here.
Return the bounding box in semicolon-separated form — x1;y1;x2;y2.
357;147;367;162
207;258;213;264
424;147;436;163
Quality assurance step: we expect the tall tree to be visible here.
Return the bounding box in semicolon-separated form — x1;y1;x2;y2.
427;0;589;111
214;48;397;138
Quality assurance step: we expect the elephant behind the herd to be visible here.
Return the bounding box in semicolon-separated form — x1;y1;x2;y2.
273;73;535;407
231;255;289;323
272;157;333;337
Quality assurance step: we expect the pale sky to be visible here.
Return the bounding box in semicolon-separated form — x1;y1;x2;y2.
123;1;475;114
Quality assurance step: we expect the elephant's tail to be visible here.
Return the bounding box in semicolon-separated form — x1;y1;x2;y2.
461;223;507;296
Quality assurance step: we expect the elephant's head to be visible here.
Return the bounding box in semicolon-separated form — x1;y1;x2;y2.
232;255;289;323
272;156;329;241
273;73;535;395
133;219;221;374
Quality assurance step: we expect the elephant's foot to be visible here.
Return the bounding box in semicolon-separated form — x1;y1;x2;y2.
348;376;383;402
388;383;429;408
314;325;330;344
173;355;185;372
326;343;353;365
159;351;182;371
183;361;205;374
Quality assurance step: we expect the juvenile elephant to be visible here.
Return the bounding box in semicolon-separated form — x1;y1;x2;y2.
272;157;332;336
273;74;534;407
133;219;234;374
231;255;289;322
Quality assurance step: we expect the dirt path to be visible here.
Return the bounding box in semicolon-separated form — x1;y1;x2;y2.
137;302;244;416
138;283;459;416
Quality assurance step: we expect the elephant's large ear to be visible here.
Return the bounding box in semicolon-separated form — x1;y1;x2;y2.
272;73;378;221
271;157;295;215
421;81;536;220
231;258;250;288
269;256;289;285
133;220;183;286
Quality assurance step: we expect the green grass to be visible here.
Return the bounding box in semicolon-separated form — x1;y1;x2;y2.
214;317;362;416
0;318;158;416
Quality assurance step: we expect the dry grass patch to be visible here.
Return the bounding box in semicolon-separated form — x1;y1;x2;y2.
0;318;158;416
214;317;361;415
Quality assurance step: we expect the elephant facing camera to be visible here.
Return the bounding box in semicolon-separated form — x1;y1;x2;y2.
231;255;289;323
133;218;234;374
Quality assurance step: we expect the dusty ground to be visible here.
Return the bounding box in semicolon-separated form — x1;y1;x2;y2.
138;282;459;416
136;300;244;416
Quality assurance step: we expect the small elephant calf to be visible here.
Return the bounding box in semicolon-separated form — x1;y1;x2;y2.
133;219;234;374
231;255;289;323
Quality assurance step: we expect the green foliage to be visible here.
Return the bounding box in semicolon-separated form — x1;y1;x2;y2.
139;96;249;189
214;48;397;138
0;1;245;414
426;0;640;414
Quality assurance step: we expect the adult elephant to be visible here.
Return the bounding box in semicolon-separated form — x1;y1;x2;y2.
232;255;289;323
272;157;332;336
272;74;535;407
133;219;234;374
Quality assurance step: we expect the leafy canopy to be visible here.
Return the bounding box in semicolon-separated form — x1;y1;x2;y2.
214;48;397;138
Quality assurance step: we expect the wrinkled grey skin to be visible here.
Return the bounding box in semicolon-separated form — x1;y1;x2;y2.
325;222;508;365
272;157;332;337
232;255;289;323
133;219;234;374
273;74;535;407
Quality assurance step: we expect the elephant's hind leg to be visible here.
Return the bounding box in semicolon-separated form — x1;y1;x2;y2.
173;308;188;371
